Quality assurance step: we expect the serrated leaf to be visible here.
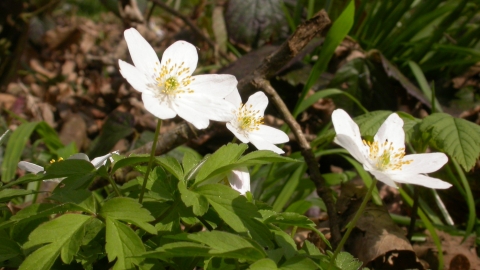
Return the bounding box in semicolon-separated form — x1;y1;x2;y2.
195;184;274;248
195;144;247;183
272;229;297;259
21;214;92;269
178;181;209;216
237;150;298;164
141;242;212;259
100;197;156;235
182;151;201;176
145;166;174;201
11;203;87;222
2;122;38;183
105;218;145;270
335;252;362;270
420;113;480;171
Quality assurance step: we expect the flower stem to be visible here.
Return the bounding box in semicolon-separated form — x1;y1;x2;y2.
328;178;378;269
407;186;419;241
138;119;162;204
107;175;122;197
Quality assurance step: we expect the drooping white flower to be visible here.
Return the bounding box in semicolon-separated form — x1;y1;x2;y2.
119;28;237;129
225;90;289;154
18;152;117;182
227;167;250;195
331;109;451;189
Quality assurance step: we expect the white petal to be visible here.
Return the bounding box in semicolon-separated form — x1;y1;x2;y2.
68;153;90;161
398;153;448;174
227;167;250;195
374;113;404;150
174;95;235;128
91;152;115;169
142;92;177;119
190;74;237;98
225;88;242;107
118;60;150;93
369;170;398;188
124;28;160;77
250;125;289;144
226;123;249;143
249;136;285;154
389;174;452;189
334;134;368;165
245;92;268;116
331;109;366;160
18;161;44;174
160;41;198;77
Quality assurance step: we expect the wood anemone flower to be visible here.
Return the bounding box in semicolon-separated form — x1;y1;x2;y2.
227;167;250;195
119;28;237;129
331;109;451;189
225;90;289;154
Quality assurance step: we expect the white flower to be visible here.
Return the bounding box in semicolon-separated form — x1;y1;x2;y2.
227;167;250;195
18;152;117;182
332;109;451;189
225;90;289;154
119;28;237;129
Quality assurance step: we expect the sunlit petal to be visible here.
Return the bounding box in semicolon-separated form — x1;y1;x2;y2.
227;123;249;143
124;28;159;77
369;170;398;188
225;88;242;106
118;60;150;93
396;153;448;174
18;161;44;174
245;92;268;117
250;125;289;144
142;92;177;119
227;167;250;195
374;113;404;150
390;174;452;189
249;136;285;154
190;74;237;97
160;41;198;77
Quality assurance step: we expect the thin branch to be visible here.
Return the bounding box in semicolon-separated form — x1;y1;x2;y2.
252;78;341;248
149;0;231;61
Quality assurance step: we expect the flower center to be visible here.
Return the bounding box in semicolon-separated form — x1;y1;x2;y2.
153;59;194;97
363;140;412;171
236;103;264;132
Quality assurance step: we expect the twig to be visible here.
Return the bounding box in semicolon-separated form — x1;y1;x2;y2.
149;0;231;62
252;78;341;248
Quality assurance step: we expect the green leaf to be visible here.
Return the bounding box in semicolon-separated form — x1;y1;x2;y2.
272;229;297;259
237;150;298;164
43;159;95;179
0;236;22;261
249;258;278;270
264;212;316;227
157;156;184;181
195;143;247;183
11;203;88;223
297;89;368;116
35;122;64;151
335;252;362;270
169;231;266;261
141;242;212;259
0;189;36;203
2;122;38;183
21;214;92;269
182;151;201;176
112;155;149;173
105;218;145;270
195;184;274;248
420;113;480;171
279;256;319;270
144;166;175;201
293;0;355;117
178;181;209;216
100;197;156;235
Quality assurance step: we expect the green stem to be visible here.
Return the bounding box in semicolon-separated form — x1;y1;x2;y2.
138;119;162;204
107;175;122;197
407;186;419;241
328;178;378;269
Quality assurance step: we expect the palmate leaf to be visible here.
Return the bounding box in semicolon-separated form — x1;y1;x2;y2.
420;113;480;171
100;197;156;235
20;214;92;270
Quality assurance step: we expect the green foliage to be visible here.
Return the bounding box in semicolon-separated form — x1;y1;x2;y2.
420;113;480;171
